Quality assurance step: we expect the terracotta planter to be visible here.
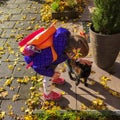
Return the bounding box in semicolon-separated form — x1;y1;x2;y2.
52;11;79;19
89;25;120;70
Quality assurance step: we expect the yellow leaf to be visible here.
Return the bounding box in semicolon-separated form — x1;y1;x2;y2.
0;91;8;98
15;21;20;25
0;111;6;119
59;67;66;72
34;24;40;30
21;107;25;112
86;22;92;27
17;67;21;71
98;99;103;106
81;103;87;110
0;11;3;14
10;34;15;38
61;91;65;95
31;17;36;21
10;86;15;91
0;87;5;93
0;51;5;55
100;76;110;81
21;15;27;20
92;100;98;105
44;101;49;106
4;78;13;87
9;50;14;54
8;105;13;110
30;76;37;81
12;94;19;101
50;101;55;106
24;115;33;120
17;78;28;84
30;87;36;91
0;47;4;51
63;63;67;67
30;21;35;24
89;80;96;85
20;62;25;66
100;81;107;86
26;26;33;30
16;34;24;40
5;59;10;62
91;70;96;74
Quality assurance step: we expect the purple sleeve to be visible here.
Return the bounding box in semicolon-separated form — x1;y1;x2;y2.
33;65;55;77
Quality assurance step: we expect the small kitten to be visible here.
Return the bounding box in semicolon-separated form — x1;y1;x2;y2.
67;59;91;86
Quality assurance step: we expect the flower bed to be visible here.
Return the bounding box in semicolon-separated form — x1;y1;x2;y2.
40;0;88;22
51;0;87;19
24;110;120;120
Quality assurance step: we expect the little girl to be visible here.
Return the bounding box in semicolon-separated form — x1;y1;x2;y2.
19;23;92;101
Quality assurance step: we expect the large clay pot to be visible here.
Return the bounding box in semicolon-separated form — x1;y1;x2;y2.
89;25;120;70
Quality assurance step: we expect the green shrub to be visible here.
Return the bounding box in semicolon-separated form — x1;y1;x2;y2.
36;110;120;120
92;0;120;34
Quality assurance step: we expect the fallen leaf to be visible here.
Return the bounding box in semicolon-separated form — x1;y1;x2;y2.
26;26;33;30
8;65;14;70
61;91;65;95
17;67;21;71
12;94;20;101
0;47;4;51
0;87;6;93
0;91;8;98
4;78;13;87
0;111;6;119
81;103;87;110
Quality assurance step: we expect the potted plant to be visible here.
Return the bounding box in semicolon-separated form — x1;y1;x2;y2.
89;0;120;71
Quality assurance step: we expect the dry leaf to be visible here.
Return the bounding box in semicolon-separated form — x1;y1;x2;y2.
17;67;21;71
4;78;13;87
12;94;20;101
0;111;6;119
61;91;65;95
26;26;33;30
0;91;8;98
81;103;87;110
0;87;5;93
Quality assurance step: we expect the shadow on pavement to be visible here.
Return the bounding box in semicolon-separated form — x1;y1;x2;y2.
55;97;70;109
80;78;120;109
56;81;92;108
112;62;120;79
29;0;45;3
0;0;9;6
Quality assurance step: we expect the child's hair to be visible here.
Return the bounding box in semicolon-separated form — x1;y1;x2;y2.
65;35;89;57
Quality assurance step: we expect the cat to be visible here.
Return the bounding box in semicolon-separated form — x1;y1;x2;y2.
67;59;91;86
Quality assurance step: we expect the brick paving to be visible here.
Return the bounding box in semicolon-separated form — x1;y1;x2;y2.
0;0;120;119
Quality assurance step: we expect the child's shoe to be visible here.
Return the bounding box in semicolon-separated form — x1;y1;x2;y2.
43;91;62;101
52;78;65;84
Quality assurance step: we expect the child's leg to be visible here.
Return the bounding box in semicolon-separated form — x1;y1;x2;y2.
43;76;62;101
43;76;52;95
52;72;65;84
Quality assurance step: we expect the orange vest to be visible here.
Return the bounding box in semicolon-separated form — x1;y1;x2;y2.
20;25;58;62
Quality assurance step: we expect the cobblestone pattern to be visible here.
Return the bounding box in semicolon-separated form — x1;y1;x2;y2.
0;0;120;119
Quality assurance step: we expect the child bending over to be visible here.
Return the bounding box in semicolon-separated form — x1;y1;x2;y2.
19;24;92;101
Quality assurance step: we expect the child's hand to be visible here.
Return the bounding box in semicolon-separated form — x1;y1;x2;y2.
76;58;93;66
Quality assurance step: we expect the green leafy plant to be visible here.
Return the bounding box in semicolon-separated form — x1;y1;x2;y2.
51;0;86;12
51;0;60;11
92;0;120;34
36;110;120;120
37;110;77;120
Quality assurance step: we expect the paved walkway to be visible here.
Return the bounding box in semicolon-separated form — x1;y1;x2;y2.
0;0;120;119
